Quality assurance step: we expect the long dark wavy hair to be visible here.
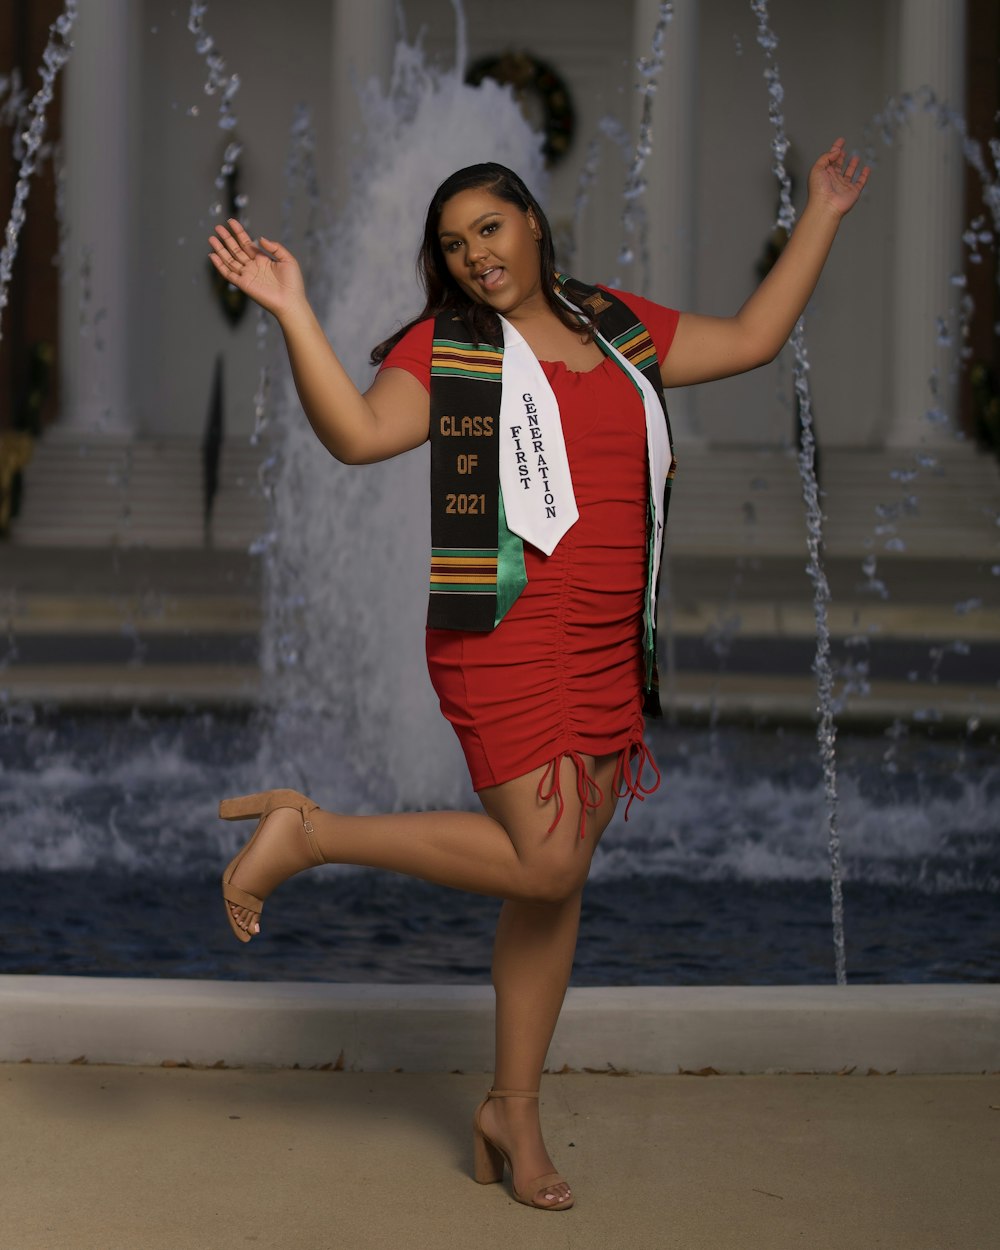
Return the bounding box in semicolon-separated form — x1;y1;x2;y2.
369;163;594;365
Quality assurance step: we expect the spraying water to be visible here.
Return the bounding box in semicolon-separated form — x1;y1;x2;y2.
750;0;847;984
256;18;546;812
0;1;77;344
185;1;244;219
615;0;674;289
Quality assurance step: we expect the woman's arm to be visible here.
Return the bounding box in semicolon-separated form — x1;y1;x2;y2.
208;220;429;464
661;138;870;389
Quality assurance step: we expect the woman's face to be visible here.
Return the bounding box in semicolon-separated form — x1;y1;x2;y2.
436;187;543;316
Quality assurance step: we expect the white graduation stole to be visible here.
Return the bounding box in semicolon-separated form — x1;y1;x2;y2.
497;312;671;581
497;316;578;555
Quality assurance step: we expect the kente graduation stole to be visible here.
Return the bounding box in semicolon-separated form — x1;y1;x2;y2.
428;275;676;715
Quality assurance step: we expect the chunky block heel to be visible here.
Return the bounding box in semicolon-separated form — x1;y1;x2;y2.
219;789;311;821
471;1089;573;1210
219;788;323;943
472;1121;505;1184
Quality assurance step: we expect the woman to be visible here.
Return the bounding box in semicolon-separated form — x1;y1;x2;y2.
208;140;868;1211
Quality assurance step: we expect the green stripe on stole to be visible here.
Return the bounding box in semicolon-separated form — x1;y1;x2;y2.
495;485;528;626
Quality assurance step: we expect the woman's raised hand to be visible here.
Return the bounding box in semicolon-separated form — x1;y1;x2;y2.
807;137;871;218
207;219;305;318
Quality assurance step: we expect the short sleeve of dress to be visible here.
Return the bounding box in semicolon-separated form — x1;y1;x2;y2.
599;287;680;367
378;319;434;393
379;298;680;384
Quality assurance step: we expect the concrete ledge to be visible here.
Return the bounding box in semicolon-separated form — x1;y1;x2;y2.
2;668;997;726
0;664;260;707
2;977;998;1074
667;673;1000;728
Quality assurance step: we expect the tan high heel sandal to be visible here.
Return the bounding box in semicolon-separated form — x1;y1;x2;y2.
219;788;324;943
472;1088;574;1211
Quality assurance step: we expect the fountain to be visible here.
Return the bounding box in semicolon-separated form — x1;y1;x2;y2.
255;7;547;816
0;0;997;988
746;0;847;983
0;3;76;340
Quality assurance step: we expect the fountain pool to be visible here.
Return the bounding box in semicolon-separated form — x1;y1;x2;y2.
1;709;996;984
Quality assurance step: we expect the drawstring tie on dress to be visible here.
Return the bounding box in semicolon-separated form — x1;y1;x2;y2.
536;739;662;838
613;737;662;823
537;751;604;840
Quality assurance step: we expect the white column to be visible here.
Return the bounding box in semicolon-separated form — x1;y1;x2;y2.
58;0;139;433
631;0;701;443
330;0;396;205
886;0;966;447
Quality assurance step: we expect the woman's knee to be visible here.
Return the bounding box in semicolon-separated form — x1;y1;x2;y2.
519;847;592;903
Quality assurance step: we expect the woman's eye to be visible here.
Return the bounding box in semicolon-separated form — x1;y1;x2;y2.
482;222;499;236
444;240;461;253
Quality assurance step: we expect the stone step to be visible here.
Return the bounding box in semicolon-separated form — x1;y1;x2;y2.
668;445;1000;558
10;436;999;557
10;435;269;549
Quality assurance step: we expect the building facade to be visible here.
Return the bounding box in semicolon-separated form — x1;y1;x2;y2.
4;1;995;462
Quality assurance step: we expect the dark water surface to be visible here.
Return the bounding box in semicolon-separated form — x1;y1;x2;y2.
2;872;996;985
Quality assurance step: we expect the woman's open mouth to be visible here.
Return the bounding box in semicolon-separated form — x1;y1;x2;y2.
477;266;505;292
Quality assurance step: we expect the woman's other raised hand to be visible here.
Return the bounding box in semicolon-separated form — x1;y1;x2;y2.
661;134;871;388
207;219;305;319
807;137;870;219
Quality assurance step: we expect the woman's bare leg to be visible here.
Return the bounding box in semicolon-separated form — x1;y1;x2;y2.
224;751;622;1208
477;751;620;1208
225;757;604;933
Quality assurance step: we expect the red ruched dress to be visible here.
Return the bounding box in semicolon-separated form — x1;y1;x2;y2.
381;291;680;834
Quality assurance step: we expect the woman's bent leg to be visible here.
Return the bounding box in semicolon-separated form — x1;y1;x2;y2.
223;751;621;1209
224;756;606;934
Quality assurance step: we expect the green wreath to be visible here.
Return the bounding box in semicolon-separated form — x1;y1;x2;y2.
466;52;575;166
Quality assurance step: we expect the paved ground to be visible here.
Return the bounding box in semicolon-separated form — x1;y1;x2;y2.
3;1065;999;1250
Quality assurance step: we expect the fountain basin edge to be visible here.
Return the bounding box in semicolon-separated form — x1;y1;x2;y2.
1;976;997;1074
2;673;997;731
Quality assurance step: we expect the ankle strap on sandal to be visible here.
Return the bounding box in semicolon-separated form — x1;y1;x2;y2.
487;1088;539;1099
